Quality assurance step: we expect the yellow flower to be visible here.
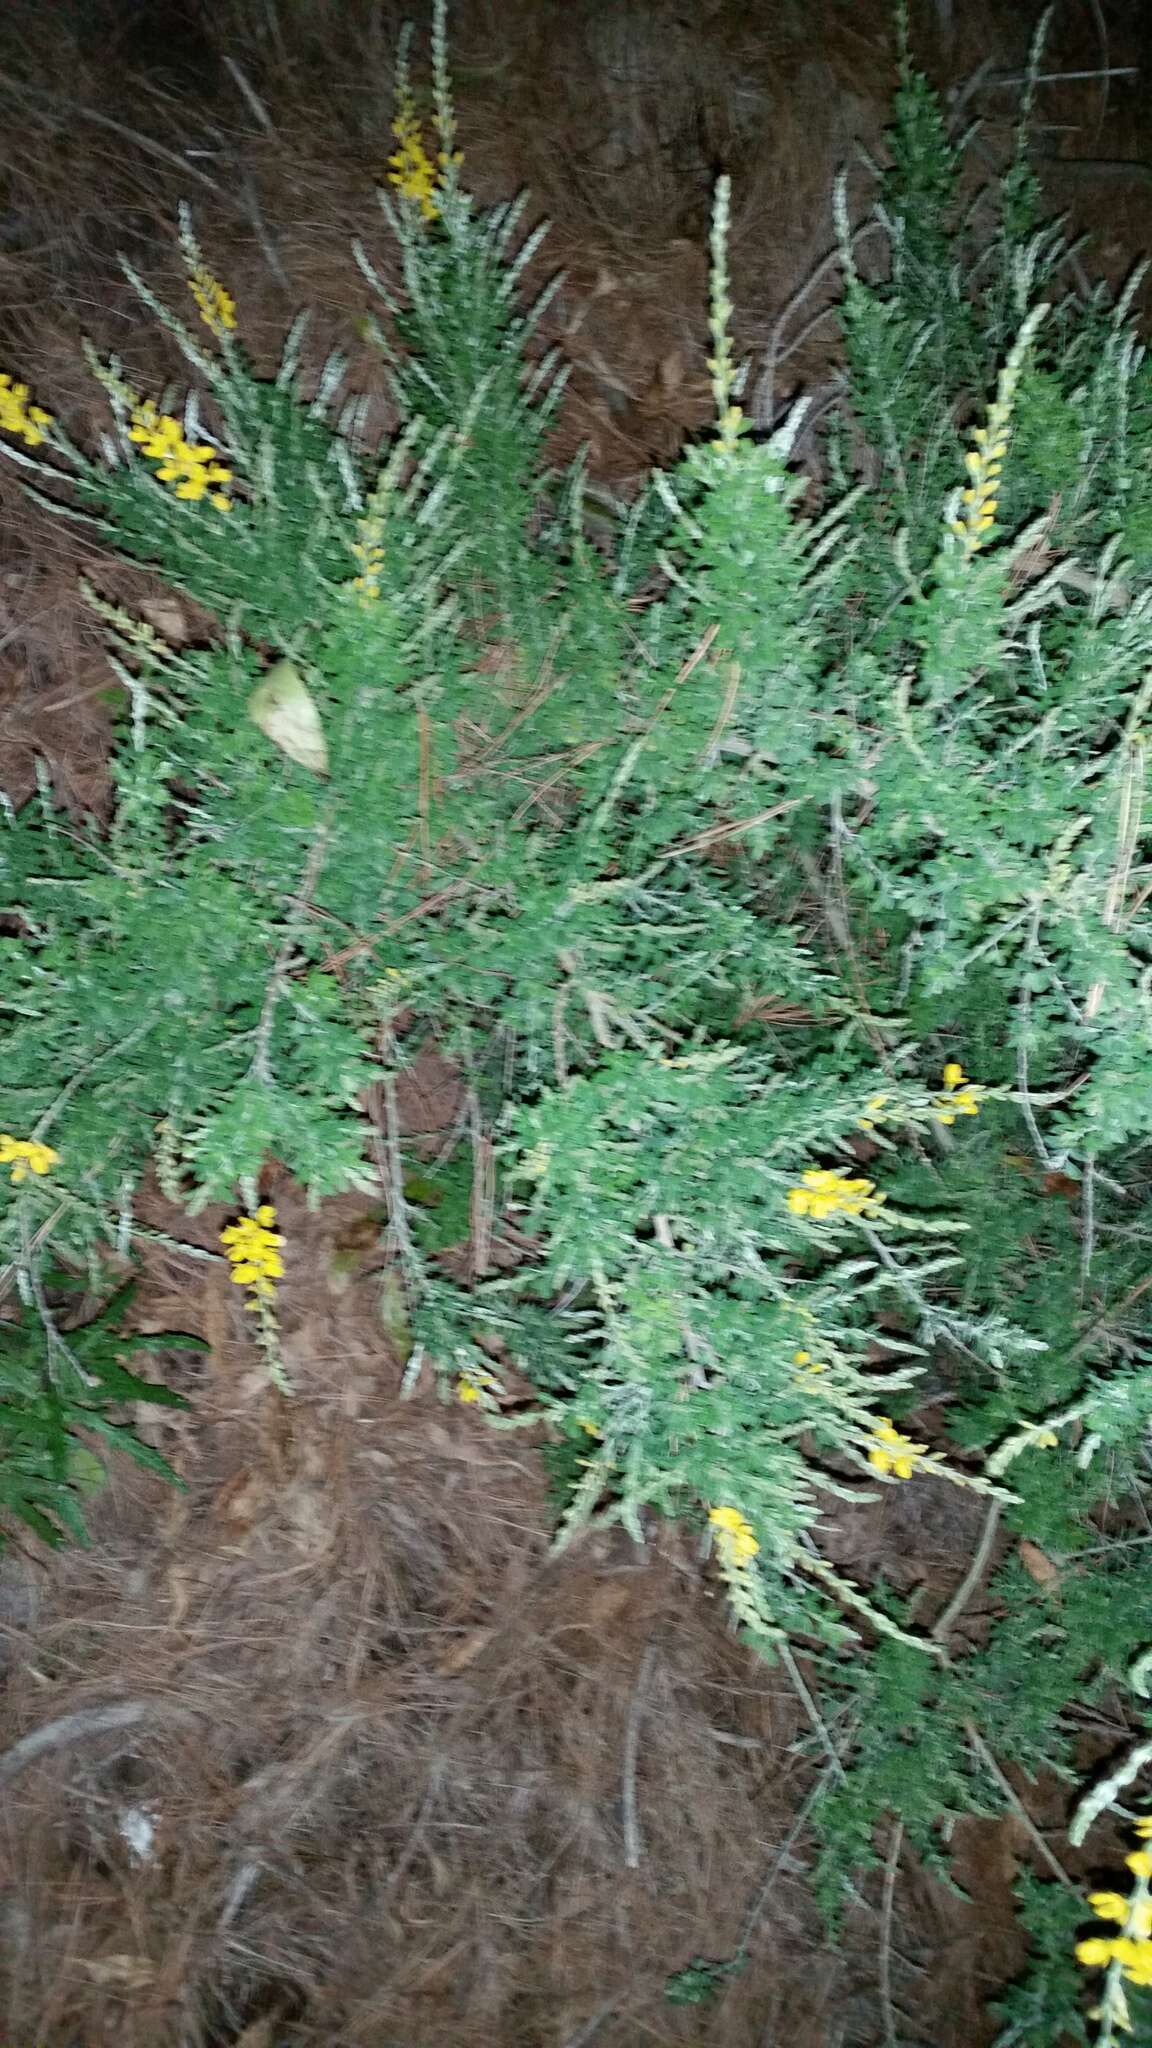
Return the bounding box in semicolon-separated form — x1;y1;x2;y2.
710;403;745;453
709;1504;760;1567
129;401;232;511
1077;1936;1123;1969
857;1091;890;1131
577;1418;603;1436
953;427;1007;560
1077;1830;1152;1986
1121;1942;1152;1988
188;264;237;339
949;318;1037;563
1089;1893;1132;1925
388;88;442;222
933;1062;983;1126
1034;1430;1059;1449
221;1205;284;1305
867;1416;927;1482
0;372;52;447
793;1349;828;1374
787;1168;885;1221
350;511;385;604
0;1134;60;1184
456;1367;498;1406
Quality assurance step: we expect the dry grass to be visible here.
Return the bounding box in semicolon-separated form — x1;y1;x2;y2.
0;1202;823;2048
2;3;1152;2043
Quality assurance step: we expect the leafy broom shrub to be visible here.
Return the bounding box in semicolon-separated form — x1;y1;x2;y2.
1;4;1152;2037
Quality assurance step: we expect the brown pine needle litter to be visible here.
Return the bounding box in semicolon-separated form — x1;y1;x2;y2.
0;1262;813;2045
2;3;1152;2045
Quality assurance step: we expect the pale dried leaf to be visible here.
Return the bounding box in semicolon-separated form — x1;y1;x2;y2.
233;2020;278;2048
77;1954;156;1990
248;659;329;776
436;1628;493;1675
138;597;189;641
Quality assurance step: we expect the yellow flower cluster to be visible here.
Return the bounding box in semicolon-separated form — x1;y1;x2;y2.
947;315;1036;561
188;264;237;340
787;1168;885;1221
0;372;52;447
388;88;442;223
868;1416;927;1481
0;1134;59;1185
128;402;232;510
709;1504;760;1566
220;1204;285;1307
793;1349;828;1375
857;1091;890;1132
933;1061;983;1125
350;512;385;604
950;422;1006;558
1077;1827;1152;1992
456;1366;500;1405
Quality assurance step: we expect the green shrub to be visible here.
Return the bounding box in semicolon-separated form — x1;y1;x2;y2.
2;6;1152;2036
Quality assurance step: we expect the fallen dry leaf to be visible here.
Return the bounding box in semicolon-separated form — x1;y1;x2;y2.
138;596;189;642
233;2019;278;2048
1018;1538;1061;1592
281;1480;335;1559
248;658;329;776
586;1579;634;1628
76;1953;156;1990
213;1466;271;1535
436;1627;493;1675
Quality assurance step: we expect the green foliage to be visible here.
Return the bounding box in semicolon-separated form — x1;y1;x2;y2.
812;1539;1152;1920
991;1876;1094;2048
663;1956;741;2006
3;11;1152;2040
0;1281;193;1547
404;1154;475;1254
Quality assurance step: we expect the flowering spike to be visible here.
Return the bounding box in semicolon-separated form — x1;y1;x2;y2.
128;400;232;510
933;1062;984;1126
867;1416;927;1482
787;1168;885;1221
388;46;444;226
0;373;52;447
947;302;1046;561
1076;1816;1152;2006
188;265;237;341
0;1134;59;1185
349;509;385;603
709;1504;760;1566
456;1365;499;1406
221;1204;285;1308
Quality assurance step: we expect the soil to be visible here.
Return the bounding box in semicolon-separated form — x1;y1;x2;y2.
3;3;1151;2042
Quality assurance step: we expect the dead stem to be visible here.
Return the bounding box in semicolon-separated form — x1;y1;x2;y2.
878;1818;904;2048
